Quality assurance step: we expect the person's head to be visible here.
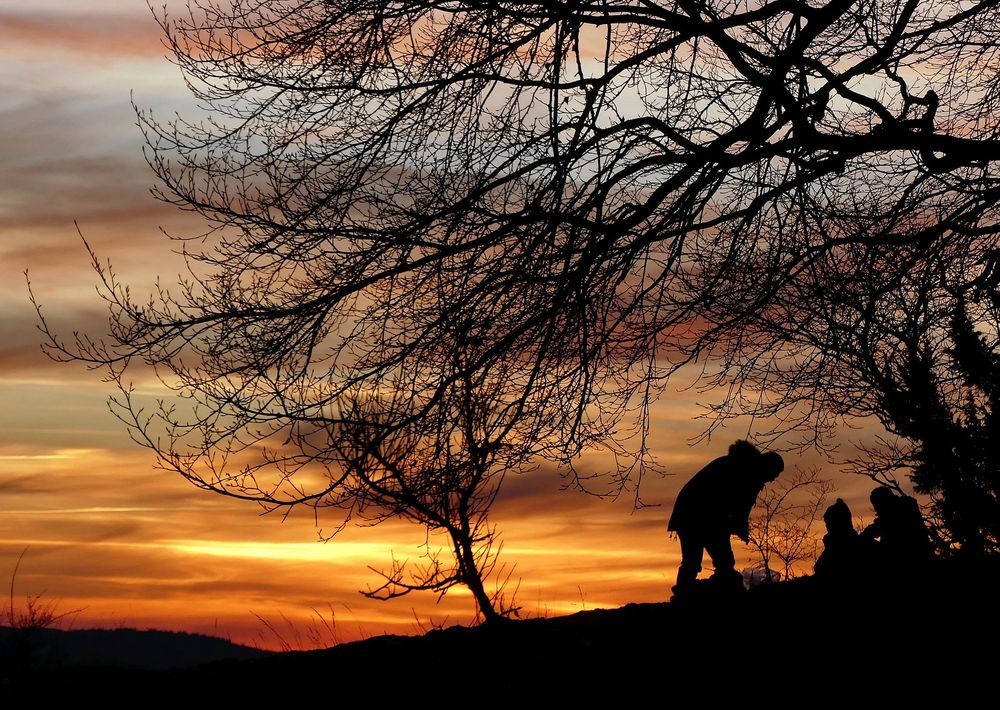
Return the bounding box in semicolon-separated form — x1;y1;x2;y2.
870;486;897;515
728;439;761;460
758;451;784;483
824;498;853;534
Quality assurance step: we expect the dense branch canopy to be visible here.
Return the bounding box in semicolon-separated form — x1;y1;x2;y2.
43;0;1000;503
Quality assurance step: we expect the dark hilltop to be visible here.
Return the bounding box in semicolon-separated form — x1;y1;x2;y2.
3;557;997;704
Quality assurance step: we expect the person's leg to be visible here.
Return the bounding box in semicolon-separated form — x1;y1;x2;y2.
704;533;741;585
674;531;705;591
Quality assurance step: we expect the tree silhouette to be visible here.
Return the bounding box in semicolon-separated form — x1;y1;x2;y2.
36;0;1000;602
839;288;1000;555
330;332;538;622
713;230;1000;553
745;468;833;581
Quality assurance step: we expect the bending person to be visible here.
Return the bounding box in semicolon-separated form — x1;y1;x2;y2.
668;440;784;595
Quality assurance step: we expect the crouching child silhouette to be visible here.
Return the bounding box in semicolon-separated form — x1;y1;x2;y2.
861;486;933;571
668;441;784;597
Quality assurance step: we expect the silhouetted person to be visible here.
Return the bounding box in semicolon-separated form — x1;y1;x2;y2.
814;498;875;579
668;441;785;594
861;487;933;567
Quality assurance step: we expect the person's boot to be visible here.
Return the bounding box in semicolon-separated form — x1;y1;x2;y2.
708;568;745;593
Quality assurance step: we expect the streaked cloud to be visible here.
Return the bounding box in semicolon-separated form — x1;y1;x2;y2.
0;7;164;60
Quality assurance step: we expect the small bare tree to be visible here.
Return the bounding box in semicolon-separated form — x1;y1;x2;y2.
746;468;834;582
5;547;81;631
2;547;84;670
330;338;535;623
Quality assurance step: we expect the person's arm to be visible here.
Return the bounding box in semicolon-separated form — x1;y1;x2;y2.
860;519;881;541
730;485;759;542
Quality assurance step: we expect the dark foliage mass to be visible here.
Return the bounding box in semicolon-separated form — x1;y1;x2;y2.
36;0;1000;608
861;301;1000;553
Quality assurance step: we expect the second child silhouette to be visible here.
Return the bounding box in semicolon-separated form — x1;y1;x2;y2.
861;487;933;566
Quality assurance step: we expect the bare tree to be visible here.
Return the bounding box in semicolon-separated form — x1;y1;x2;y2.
34;0;1000;608
2;547;84;670
746;468;833;581
330;333;537;622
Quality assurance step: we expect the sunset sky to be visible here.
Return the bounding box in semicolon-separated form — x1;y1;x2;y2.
0;1;884;648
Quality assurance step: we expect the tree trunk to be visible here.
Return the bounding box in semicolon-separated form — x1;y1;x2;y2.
450;528;501;624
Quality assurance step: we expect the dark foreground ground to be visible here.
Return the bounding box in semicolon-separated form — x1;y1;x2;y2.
3;557;998;704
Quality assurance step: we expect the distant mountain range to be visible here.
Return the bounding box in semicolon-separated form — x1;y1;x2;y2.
0;626;269;670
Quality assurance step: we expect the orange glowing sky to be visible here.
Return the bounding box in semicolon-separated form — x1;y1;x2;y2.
1;1;887;649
